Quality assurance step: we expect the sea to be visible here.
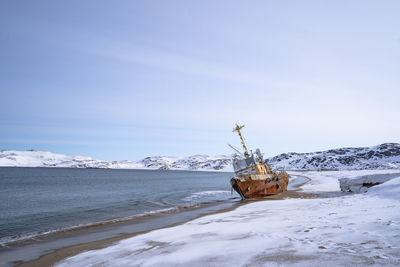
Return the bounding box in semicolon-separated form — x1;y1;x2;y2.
0;167;238;247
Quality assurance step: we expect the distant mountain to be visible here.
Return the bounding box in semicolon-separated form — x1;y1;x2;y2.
267;143;400;170
0;150;233;171
1;143;399;171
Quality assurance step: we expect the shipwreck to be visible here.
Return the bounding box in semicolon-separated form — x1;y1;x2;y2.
229;124;289;199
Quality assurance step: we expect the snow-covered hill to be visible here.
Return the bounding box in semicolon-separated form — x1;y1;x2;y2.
268;143;400;170
1;143;399;171
0;150;233;171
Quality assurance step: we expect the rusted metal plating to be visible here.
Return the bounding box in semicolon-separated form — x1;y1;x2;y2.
231;171;289;199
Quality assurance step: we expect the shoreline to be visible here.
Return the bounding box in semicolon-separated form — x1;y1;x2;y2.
1;205;202;247
13;176;312;267
16;204;240;267
0;166;237;267
1;201;237;267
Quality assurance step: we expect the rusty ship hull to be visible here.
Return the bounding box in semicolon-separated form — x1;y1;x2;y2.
230;172;289;199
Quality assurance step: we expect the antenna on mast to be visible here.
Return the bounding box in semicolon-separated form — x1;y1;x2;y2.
228;143;244;156
233;124;250;158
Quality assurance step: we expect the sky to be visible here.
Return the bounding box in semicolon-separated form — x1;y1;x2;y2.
0;0;399;160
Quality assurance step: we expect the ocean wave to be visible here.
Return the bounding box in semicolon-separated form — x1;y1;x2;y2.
183;190;235;203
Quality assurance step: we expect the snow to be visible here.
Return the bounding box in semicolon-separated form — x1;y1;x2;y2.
0;150;233;172
269;143;400;170
1;143;400;171
288;171;340;192
56;170;400;266
339;172;400;193
0;150;107;168
289;169;400;193
365;177;400;201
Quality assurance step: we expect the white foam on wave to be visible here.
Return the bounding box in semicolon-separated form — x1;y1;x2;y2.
183;190;234;203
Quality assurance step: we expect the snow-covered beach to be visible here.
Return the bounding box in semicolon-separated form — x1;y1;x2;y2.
54;170;400;267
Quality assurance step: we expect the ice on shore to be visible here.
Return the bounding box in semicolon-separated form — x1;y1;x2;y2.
56;170;400;266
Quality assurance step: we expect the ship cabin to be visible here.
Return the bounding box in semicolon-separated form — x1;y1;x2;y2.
233;152;273;181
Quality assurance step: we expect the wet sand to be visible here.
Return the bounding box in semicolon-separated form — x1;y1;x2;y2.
15;204;241;267
11;175;313;267
2;201;237;267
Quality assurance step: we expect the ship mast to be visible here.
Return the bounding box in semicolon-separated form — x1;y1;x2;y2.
233;124;250;158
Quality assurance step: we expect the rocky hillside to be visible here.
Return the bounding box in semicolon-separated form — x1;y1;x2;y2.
0;150;233;171
1;143;399;171
267;143;400;170
140;155;231;170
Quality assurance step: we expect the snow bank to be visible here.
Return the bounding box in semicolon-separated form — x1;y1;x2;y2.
339;172;400;193
56;171;400;266
367;177;400;201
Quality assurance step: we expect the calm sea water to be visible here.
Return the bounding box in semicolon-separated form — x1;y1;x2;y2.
0;167;237;245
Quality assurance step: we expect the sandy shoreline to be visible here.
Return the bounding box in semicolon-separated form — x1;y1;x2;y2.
16;206;238;267
11;176;312;267
1;201;236;267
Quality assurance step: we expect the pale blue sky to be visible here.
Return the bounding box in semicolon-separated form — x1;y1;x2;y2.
1;0;399;160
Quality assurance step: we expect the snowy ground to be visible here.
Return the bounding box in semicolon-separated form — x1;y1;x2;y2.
57;170;400;266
